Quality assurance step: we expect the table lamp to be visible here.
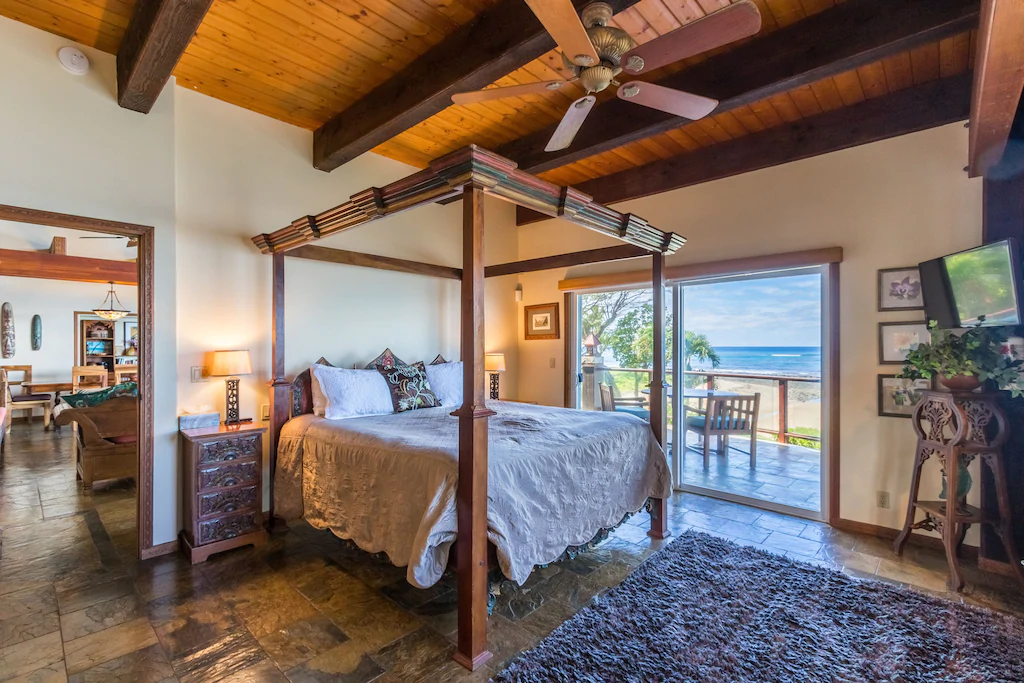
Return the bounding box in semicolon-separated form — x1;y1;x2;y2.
485;352;505;400
209;349;252;424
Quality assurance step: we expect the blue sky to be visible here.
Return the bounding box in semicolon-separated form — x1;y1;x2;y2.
683;273;822;347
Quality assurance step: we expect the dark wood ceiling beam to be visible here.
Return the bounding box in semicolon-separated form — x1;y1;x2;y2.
312;0;643;173
117;0;214;114
968;0;1024;177
518;73;973;225
286;245;462;280
0;249;138;285
484;244;649;278
499;0;980;174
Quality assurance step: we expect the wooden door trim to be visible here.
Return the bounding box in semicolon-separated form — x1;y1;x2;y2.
0;204;156;559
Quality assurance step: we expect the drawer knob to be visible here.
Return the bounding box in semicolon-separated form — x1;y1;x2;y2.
223;452;237;460
223;503;237;512
221;477;238;487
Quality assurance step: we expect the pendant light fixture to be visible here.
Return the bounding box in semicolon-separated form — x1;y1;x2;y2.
93;281;131;320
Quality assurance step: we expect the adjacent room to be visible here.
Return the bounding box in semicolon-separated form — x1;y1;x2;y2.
1;0;1023;681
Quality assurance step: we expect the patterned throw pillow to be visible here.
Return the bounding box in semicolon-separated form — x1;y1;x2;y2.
429;354;449;365
365;348;408;370
376;362;439;412
63;382;138;408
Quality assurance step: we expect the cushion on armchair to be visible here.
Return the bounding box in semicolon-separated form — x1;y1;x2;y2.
12;393;52;402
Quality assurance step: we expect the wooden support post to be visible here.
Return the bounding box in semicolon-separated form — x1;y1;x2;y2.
777;379;788;444
648;252;670;540
267;252;290;532
48;237;66;255
452;185;494;671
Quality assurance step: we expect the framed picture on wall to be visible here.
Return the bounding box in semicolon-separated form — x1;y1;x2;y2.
124;322;138;343
878;374;931;418
524;302;560;340
878;267;924;311
878;321;930;364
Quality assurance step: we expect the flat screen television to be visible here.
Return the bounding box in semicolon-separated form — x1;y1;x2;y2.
920;238;1023;328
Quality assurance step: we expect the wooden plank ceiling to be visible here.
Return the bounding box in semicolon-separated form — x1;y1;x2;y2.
0;0;974;184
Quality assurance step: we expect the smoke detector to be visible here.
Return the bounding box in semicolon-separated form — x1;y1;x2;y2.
58;47;89;75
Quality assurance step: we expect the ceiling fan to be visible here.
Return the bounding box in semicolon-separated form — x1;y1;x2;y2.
80;235;139;248
451;0;761;151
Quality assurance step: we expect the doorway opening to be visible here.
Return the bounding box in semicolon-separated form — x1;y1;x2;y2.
0;204;155;559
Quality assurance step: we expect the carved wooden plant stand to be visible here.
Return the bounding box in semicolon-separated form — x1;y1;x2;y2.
894;390;1024;591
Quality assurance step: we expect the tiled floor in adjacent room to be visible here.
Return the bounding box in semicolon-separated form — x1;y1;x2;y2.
2;420;1023;682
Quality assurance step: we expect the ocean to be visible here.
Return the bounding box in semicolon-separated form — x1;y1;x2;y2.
689;346;822;378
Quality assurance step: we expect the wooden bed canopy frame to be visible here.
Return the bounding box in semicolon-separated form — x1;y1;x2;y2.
250;145;686;670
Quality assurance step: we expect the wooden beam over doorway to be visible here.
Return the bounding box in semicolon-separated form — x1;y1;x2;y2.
287;245;462;281
312;0;643;172
518;74;972;225
484;245;649;278
0;249;137;285
498;0;980;174
117;0;215;113
968;0;1024;176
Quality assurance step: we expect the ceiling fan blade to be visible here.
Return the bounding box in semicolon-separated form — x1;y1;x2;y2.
617;82;718;120
79;236;125;239
524;0;600;67
545;95;596;152
452;80;570;105
622;0;761;75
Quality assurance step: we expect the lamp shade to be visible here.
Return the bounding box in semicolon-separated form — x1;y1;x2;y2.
484;353;506;373
209;349;252;377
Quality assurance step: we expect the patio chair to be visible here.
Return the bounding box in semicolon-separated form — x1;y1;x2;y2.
685;393;760;469
599;383;650;421
1;365;53;430
1;369;10;455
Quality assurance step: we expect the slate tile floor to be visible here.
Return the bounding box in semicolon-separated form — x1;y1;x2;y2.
679;438;822;511
2;422;1023;682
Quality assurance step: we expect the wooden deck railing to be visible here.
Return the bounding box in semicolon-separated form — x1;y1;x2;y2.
600;367;821;445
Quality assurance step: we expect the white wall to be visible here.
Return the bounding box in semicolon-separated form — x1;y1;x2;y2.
0;17;179;544
516;123;983;533
0;16;519;547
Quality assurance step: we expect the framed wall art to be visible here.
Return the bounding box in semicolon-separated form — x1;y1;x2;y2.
878;267;924;311
878;374;931;418
524;302;560;340
878;321;930;364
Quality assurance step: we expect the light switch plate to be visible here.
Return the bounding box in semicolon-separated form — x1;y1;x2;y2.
549;357;556;368
190;366;206;383
261;404;270;421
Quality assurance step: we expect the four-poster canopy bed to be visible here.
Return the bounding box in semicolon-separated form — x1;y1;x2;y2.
250;145;686;670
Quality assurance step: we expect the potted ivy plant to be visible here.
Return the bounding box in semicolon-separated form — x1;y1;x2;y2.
899;320;1024;397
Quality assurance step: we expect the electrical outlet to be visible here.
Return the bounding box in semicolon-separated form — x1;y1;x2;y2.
876;490;890;509
190;366;207;383
261;404;270;421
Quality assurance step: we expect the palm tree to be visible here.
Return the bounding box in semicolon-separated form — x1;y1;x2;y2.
683;331;720;387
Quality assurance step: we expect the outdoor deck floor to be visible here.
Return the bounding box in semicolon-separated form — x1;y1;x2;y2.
678;437;821;512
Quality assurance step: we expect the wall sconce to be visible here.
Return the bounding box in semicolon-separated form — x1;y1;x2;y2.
515;283;523;302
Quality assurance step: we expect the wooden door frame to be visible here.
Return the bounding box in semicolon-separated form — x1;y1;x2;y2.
0;204;156;559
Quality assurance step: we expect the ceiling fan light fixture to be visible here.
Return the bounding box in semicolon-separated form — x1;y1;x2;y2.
573;54;595;66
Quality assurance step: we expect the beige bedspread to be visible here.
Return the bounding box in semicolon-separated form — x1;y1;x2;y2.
275;401;671;588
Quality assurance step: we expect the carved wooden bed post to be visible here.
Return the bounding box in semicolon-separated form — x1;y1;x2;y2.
453;184;495;670
268;251;289;529
649;251;670;539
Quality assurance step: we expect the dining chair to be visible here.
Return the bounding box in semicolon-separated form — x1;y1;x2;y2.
113;364;138;385
1;365;53;429
599;382;651;421
685;393;761;468
72;366;109;393
1;369;11;454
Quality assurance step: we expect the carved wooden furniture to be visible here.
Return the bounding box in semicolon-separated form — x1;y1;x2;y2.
81;320;117;372
72;365;109;392
251;145;684;670
599;382;650;421
179;423;268;564
685;394;761;468
894;390;1024;591
54;396;138;489
1;365;54;430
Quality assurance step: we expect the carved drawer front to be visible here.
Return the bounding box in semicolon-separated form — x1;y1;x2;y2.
198;461;258;491
198;485;258;518
199;435;260;465
198;511;258;545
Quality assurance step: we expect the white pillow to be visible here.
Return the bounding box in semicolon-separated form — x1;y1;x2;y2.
425;361;462;408
312;365;394;420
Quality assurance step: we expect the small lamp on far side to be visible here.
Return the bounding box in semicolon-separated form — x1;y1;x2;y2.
485;353;506;400
209;349;253;424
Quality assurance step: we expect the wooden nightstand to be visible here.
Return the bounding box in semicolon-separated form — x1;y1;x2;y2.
179;422;268;563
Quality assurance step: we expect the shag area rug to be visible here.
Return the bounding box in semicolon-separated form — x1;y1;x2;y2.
495;531;1024;683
